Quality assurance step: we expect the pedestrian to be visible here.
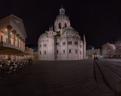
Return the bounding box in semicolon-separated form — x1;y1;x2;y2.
28;58;32;65
93;53;98;62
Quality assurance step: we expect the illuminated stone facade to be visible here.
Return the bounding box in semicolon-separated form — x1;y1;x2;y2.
0;15;27;52
38;7;86;60
25;47;34;59
102;42;121;58
102;43;116;58
86;47;101;59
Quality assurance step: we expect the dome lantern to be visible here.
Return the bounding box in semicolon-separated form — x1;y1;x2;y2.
54;7;70;32
59;7;65;15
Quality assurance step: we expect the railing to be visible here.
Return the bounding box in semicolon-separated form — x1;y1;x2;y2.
0;41;24;52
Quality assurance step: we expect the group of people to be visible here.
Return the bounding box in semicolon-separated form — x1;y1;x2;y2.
0;58;32;76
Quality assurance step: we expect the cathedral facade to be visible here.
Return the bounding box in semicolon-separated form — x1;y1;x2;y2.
38;7;86;60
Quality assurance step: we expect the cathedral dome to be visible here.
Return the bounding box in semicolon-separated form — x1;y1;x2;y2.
102;43;116;50
38;32;48;41
54;7;71;31
56;14;70;22
62;27;80;38
56;7;70;21
38;7;86;60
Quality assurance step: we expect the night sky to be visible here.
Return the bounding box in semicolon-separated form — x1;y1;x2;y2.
0;0;121;49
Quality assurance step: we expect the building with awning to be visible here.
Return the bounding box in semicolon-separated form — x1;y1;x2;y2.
0;15;27;59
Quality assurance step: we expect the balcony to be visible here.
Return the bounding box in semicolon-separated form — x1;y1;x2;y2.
0;41;25;55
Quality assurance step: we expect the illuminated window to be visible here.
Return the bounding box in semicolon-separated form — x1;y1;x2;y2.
0;36;3;42
7;25;12;31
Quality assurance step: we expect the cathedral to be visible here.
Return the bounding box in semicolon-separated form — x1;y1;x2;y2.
38;7;86;60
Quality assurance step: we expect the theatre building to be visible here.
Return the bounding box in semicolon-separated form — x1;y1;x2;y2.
0;15;27;59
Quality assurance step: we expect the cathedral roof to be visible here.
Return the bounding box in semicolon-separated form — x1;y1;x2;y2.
102;43;116;50
62;27;80;38
39;32;48;40
56;15;70;22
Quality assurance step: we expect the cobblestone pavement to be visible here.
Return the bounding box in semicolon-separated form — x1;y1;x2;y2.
0;59;121;96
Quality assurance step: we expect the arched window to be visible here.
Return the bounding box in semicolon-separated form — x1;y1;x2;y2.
56;42;59;45
0;35;3;42
68;41;72;45
57;50;58;54
63;42;66;45
59;23;61;29
7;25;12;31
75;50;78;54
44;51;46;55
44;44;46;47
75;41;78;45
63;50;65;54
65;23;67;28
69;49;71;54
